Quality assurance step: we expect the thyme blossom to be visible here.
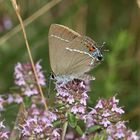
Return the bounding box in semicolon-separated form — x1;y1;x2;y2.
14;61;46;97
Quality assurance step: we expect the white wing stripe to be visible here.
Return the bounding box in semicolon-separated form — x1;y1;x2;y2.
50;34;70;43
66;47;95;65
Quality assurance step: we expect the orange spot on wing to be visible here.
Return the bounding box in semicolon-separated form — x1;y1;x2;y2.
87;45;95;52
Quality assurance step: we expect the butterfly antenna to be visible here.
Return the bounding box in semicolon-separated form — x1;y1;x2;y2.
100;42;109;52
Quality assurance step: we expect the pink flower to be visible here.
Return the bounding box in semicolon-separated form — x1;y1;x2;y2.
85;96;124;129
80;98;87;106
112;96;119;103
52;129;60;137
71;106;78;114
84;114;94;127
0;121;9;139
35;61;46;86
116;121;126;129
90;108;97;114
1;132;9;139
14;63;26;86
7;94;14;104
102;109;110;117
106;121;139;140
34;126;43;133
55;79;90;118
101;118;111;127
67;95;75;104
14;61;46;97
56;85;69;97
23;87;38;97
129;132;139;140
14;95;23;104
95;100;103;109
78;106;85;114
111;104;124;114
21;105;59;139
80;81;86;88
114;130;125;139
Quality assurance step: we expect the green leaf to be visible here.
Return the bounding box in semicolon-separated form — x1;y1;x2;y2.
68;112;77;128
75;125;84;135
89;131;107;140
53;120;61;127
87;125;102;133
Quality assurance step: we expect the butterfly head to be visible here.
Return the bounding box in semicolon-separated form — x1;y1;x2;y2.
91;48;103;61
84;36;103;62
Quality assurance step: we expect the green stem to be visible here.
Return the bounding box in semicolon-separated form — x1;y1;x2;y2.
61;121;68;140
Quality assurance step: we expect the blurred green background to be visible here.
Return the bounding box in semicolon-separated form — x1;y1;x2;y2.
0;0;140;131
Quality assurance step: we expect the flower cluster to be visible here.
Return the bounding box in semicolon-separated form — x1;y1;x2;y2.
0;94;23;112
0;61;139;140
85;96;124;128
6;94;23;104
20;104;60;140
0;121;9;140
55;79;90;117
14;61;46;97
107;121;139;140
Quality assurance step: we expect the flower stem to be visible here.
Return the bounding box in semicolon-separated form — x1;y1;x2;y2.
61;121;68;140
10;0;48;110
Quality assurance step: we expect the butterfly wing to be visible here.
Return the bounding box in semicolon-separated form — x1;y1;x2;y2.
64;38;94;78
48;24;94;77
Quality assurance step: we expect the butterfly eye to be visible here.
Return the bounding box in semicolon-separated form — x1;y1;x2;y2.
97;55;103;61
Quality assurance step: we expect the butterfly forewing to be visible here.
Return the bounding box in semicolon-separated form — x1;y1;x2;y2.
49;24;95;78
49;24;80;75
49;24;80;42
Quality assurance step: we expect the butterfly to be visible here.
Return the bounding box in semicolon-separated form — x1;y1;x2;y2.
48;24;103;82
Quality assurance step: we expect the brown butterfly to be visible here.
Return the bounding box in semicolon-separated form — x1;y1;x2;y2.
48;24;103;82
